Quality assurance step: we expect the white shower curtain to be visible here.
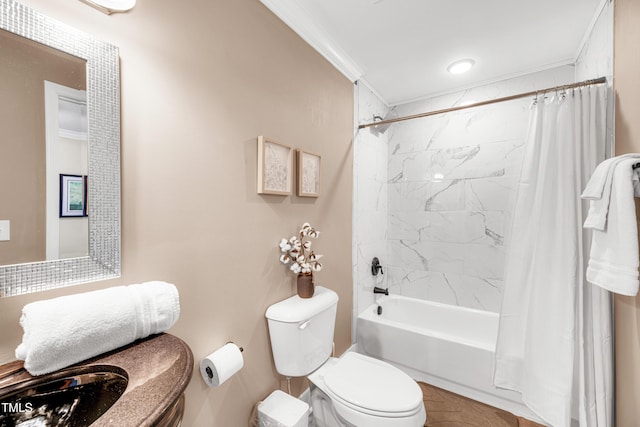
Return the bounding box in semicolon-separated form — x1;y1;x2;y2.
494;85;613;427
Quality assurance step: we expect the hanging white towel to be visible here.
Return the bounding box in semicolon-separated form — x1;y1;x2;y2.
582;154;640;230
582;157;640;296
15;281;180;375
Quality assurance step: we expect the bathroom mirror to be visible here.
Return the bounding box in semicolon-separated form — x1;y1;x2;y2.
0;0;121;297
0;28;88;265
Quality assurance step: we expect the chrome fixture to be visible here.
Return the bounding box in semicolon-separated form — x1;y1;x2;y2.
368;109;397;136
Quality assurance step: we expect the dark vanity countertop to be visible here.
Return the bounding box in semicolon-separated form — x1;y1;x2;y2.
0;333;194;427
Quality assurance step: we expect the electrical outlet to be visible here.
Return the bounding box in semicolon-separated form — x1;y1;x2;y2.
0;220;10;241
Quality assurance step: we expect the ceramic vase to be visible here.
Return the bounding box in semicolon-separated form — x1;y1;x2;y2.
297;273;314;298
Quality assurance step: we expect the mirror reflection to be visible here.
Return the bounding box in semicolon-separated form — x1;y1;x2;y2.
0;28;88;265
0;0;121;298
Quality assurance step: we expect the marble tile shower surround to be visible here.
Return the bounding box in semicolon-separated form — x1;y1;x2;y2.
575;0;613;83
384;66;576;313
353;83;389;320
575;0;614;157
352;71;558;315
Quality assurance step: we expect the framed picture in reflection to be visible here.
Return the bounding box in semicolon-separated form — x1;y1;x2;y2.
60;174;87;217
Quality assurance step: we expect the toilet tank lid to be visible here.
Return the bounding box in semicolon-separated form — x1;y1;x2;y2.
266;286;338;323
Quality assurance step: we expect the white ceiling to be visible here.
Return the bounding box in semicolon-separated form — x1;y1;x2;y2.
260;0;605;105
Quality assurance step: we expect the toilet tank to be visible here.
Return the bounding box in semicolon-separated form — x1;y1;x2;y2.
265;286;339;377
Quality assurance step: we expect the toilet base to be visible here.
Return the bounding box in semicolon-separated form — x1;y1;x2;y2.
310;385;355;427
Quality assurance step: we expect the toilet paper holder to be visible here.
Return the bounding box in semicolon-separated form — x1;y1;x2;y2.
204;341;243;380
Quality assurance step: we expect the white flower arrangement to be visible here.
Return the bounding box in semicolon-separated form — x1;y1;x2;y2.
279;222;323;275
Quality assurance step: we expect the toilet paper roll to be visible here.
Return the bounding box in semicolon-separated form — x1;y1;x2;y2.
200;342;244;387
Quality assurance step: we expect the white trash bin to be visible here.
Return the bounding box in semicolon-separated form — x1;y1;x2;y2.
258;390;309;427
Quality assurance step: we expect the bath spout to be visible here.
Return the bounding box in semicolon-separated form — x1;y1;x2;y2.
373;287;389;296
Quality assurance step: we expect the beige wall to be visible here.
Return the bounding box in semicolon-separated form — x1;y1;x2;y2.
0;1;354;426
614;0;640;424
0;30;85;265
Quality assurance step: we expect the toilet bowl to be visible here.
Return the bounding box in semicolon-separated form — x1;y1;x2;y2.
265;286;426;427
308;353;426;427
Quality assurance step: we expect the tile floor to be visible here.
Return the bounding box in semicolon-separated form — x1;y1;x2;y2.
419;382;546;427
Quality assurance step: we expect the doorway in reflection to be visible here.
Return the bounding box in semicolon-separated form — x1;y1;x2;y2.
45;81;88;261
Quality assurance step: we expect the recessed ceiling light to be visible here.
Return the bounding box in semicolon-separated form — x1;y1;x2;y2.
447;59;475;75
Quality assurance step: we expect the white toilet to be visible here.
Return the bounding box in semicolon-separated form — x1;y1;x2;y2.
266;286;426;427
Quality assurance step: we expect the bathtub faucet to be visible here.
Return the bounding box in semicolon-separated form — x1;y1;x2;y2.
373;287;389;296
371;257;384;276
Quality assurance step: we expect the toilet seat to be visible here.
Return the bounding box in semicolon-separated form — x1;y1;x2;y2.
323;352;423;415
310;352;426;426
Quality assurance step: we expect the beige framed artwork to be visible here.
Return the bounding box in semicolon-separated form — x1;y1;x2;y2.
297;149;321;197
257;136;293;195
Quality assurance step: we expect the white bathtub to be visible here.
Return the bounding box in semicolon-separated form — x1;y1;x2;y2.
356;294;541;421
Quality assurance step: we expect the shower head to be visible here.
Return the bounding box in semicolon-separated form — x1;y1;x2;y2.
368;110;397;136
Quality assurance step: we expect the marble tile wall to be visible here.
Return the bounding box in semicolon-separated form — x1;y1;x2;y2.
575;0;613;82
575;0;614;157
385;66;575;313
353;82;389;331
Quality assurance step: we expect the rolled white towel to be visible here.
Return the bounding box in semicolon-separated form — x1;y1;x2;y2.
15;281;180;375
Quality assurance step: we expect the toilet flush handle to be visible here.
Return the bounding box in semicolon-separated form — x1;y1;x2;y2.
299;320;311;330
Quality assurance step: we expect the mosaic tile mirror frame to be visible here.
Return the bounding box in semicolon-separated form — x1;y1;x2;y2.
0;0;121;297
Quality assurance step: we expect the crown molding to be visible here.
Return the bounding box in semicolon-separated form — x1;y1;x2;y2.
260;0;363;82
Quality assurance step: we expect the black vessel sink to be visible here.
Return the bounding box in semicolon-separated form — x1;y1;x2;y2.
0;365;128;427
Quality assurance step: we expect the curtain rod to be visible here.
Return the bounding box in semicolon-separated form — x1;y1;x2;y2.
358;76;607;130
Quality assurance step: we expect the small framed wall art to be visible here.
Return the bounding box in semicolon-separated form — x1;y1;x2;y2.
60;174;87;217
257;136;293;195
297;149;321;197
